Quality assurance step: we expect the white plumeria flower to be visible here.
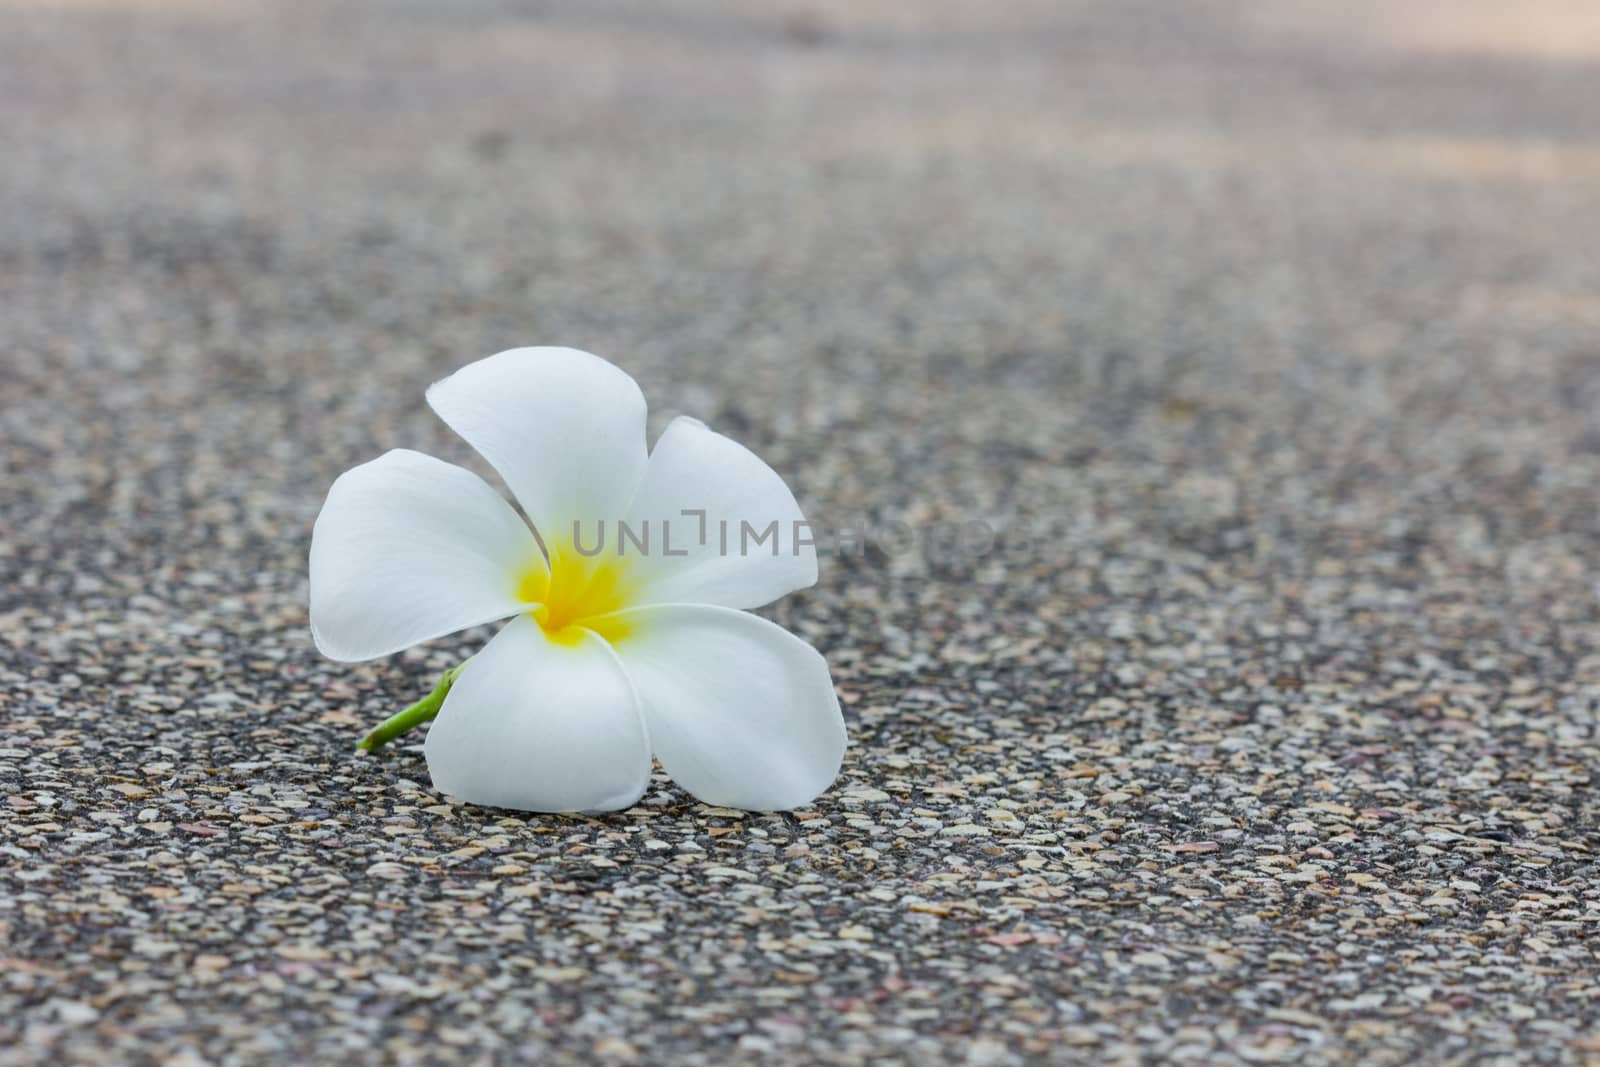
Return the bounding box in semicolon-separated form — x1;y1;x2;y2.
309;347;846;813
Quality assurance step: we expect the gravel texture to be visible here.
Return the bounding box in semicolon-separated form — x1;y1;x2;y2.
5;1;1600;1064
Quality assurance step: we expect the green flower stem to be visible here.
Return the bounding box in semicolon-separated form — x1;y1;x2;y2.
357;663;467;752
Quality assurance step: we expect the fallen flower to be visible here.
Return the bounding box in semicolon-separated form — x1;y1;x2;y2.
310;347;846;813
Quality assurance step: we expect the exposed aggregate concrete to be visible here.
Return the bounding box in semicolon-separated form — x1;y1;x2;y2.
3;1;1600;1064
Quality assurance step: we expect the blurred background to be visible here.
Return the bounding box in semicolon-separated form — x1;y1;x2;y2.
5;0;1599;589
5;1;1600;1062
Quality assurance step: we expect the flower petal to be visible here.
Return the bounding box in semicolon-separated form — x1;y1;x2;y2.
426;347;649;538
618;416;817;610
309;449;545;662
423;614;652;812
606;604;845;810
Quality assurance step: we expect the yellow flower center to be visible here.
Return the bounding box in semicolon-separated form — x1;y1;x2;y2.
514;542;634;646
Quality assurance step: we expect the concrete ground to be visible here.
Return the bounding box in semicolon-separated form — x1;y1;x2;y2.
4;1;1600;1063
